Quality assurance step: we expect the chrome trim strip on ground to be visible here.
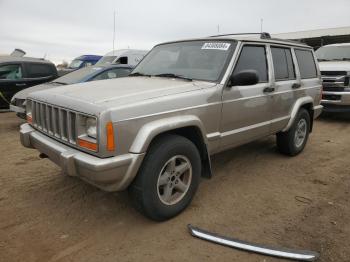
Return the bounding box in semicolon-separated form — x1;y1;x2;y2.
188;225;319;261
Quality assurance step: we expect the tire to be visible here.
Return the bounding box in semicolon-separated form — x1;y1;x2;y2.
128;134;201;221
277;108;311;156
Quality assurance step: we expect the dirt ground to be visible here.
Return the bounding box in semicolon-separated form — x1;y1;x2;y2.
0;112;349;262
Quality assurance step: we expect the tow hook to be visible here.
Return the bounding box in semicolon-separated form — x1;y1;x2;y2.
39;153;48;159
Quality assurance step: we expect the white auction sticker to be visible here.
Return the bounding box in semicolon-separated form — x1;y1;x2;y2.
202;42;231;50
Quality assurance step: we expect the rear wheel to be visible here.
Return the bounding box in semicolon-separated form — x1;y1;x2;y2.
277;108;311;156
128;134;201;221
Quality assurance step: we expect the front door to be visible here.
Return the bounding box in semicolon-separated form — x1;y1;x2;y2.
0;63;26;109
220;44;273;151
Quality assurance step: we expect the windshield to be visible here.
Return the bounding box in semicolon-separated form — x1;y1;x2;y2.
96;56;117;66
132;40;236;82
53;66;103;84
315;46;350;61
68;59;84;69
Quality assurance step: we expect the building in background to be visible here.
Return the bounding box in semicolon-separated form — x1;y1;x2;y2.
273;26;350;49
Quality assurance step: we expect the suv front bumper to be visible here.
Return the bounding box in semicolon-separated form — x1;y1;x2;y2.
20;123;144;192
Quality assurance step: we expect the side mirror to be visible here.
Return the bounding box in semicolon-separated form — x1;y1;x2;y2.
229;70;259;87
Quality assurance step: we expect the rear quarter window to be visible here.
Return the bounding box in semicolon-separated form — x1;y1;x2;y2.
295;49;317;79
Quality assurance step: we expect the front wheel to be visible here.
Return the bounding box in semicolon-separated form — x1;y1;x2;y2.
128;134;201;221
277;108;311;156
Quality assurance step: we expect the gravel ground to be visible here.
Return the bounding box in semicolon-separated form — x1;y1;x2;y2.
0;112;349;262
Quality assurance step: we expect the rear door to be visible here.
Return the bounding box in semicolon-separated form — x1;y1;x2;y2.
220;43;273;150
269;45;300;133
23;62;57;88
0;63;25;109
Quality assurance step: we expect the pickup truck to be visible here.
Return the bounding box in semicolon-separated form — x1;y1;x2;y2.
316;43;350;113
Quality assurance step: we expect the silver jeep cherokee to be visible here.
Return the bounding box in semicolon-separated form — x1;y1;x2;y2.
20;33;323;221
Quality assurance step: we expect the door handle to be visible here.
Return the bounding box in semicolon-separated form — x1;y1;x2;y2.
292;83;301;89
16;83;26;87
263;87;275;93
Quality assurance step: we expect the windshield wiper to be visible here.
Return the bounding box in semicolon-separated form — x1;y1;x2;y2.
317;59;331;61
342;58;350;61
153;73;193;81
129;72;152;77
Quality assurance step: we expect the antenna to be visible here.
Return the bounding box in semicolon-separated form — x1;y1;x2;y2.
260;18;263;33
217;24;220;34
113;10;116;55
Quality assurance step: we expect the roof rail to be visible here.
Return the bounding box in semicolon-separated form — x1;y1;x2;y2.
209;32;272;39
269;37;308;46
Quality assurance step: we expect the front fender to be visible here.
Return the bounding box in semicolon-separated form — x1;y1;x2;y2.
282;96;314;132
129;115;208;153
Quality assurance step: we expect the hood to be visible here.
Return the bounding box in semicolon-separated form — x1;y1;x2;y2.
12;82;65;101
319;61;350;72
28;77;216;113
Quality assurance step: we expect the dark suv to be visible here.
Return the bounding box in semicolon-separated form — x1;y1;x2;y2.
0;56;57;110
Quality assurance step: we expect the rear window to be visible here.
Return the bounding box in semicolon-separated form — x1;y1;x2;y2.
295;49;317;79
271;47;295;80
26;63;54;78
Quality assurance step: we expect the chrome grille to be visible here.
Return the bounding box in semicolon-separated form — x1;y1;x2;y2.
321;71;347;76
31;100;78;144
321;71;349;91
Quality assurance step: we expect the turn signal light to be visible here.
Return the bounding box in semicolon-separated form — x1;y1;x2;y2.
27;114;32;124
77;138;98;151
106;122;115;151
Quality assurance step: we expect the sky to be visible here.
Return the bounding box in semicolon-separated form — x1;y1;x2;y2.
0;0;349;64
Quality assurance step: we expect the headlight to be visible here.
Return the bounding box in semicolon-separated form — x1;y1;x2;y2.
86;117;97;138
26;100;32;124
345;76;349;87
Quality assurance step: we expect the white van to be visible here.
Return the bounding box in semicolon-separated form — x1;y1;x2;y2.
96;49;148;66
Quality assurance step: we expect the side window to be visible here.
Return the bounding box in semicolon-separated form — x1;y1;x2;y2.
295;49;317;79
271;47;295;81
26;63;53;78
0;64;22;80
92;68;132;81
233;45;268;83
115;56;128;64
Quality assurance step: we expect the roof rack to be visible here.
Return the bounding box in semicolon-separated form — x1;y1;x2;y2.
268;37;307;45
209;32;272;39
209;32;309;47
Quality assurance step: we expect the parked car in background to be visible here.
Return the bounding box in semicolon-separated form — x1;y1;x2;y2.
96;49;148;66
316;43;350;113
11;64;133;118
0;56;57;110
58;55;102;76
20;33;322;221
